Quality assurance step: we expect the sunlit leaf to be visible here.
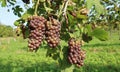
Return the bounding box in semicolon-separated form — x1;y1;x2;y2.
86;0;106;15
14;21;20;26
0;0;7;7
21;8;34;20
85;24;92;35
40;0;45;2
91;28;108;41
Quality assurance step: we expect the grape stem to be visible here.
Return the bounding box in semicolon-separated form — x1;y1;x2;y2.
58;0;69;18
34;0;40;15
62;0;69;16
63;0;69;30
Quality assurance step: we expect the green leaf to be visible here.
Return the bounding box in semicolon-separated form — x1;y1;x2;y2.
21;13;30;20
68;13;74;24
14;21;20;26
81;24;93;43
21;8;34;20
76;11;88;19
85;24;92;35
72;0;78;3
40;0;45;2
86;0;106;15
24;27;30;39
14;19;25;26
68;26;81;38
82;33;92;43
91;28;108;41
67;13;77;26
67;6;74;11
60;46;72;70
0;0;7;7
61;65;74;72
46;47;60;60
52;53;59;60
12;5;24;17
59;40;67;60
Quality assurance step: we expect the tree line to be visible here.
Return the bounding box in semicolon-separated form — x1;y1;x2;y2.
0;23;14;37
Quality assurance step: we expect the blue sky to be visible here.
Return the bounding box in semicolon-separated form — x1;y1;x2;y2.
0;6;19;28
0;1;32;28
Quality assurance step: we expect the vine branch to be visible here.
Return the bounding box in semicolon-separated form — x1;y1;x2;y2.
34;0;40;15
62;0;69;16
58;0;69;18
63;0;69;30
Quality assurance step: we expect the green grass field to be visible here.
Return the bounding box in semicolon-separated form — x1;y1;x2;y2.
0;32;120;72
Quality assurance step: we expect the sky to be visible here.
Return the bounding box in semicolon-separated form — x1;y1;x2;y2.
0;1;32;28
0;6;19;28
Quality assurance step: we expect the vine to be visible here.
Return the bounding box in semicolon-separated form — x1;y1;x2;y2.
1;0;117;71
34;0;40;15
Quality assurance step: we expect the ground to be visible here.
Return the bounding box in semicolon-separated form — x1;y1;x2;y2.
0;32;120;72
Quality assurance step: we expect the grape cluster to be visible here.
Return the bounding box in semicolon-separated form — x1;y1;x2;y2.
45;17;61;48
68;38;86;67
28;16;46;51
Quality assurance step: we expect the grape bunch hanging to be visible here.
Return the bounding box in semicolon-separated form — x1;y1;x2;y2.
45;17;61;48
68;38;86;67
28;16;46;51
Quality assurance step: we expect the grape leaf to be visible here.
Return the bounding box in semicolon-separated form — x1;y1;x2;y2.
24;27;30;39
86;0;106;15
14;21;20;26
91;28;108;41
21;8;34;20
12;5;24;17
82;33;92;43
60;46;72;70
40;0;45;2
76;14;88;19
85;24;92;35
0;0;7;7
67;13;75;24
14;19;25;26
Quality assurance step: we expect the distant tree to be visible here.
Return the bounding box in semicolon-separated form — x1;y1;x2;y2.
0;23;14;37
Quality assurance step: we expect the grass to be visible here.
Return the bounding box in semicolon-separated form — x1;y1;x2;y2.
0;32;120;72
